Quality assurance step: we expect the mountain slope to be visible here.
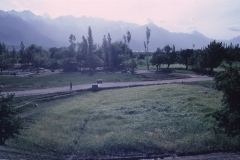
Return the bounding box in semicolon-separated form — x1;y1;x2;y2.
0;10;239;51
0;10;58;48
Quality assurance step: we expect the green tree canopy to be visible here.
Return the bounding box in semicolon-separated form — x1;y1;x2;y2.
162;45;176;68
177;49;193;69
0;94;23;145
151;48;164;71
0;42;10;74
213;65;240;136
205;40;225;73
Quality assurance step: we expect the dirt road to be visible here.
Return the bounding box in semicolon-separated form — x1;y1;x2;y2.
2;75;213;97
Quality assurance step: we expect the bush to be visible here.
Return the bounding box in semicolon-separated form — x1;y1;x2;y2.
212;65;240;136
0;93;23;145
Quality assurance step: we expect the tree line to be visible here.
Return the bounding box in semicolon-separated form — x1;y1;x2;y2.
0;42;17;74
0;26;136;73
150;41;240;74
1;26;240;75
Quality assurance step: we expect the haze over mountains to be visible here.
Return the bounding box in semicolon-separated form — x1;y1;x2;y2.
0;10;239;51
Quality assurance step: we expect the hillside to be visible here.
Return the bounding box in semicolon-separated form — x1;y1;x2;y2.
0;10;239;51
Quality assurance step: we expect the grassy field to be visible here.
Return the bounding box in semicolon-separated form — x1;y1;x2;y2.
137;61;198;74
0;72;144;89
6;83;240;159
0;64;198;90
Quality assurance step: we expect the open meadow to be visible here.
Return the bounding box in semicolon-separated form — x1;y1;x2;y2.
0;72;144;91
5;83;240;159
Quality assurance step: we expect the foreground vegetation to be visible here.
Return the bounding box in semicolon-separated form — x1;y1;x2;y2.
6;84;240;159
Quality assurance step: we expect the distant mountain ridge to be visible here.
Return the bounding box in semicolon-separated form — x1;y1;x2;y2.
0;10;239;51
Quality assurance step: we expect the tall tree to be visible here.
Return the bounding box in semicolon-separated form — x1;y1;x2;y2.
19;41;26;66
146;27;151;70
0;43;5;74
69;34;76;44
107;33;112;67
102;35;109;67
151;48;164;71
144;41;147;52
0;42;9;74
126;31;131;44
123;35;127;44
163;45;176;68
178;49;193;69
205;40;225;73
11;46;17;65
82;36;88;60
87;26;94;68
213;65;240;136
26;44;48;67
69;34;77;57
224;43;240;64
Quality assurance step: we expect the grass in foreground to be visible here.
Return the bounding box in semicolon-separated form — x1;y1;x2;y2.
0;72;143;88
7;84;240;158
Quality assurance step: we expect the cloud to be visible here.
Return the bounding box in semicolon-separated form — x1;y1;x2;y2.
229;27;240;32
189;18;194;22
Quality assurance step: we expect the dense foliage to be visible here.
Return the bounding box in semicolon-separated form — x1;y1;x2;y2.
0;42;17;74
213;65;240;136
0;93;23;145
150;40;239;74
0;25;239;75
177;49;193;69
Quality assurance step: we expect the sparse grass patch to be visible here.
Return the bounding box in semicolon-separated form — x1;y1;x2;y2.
6;84;240;158
184;80;215;88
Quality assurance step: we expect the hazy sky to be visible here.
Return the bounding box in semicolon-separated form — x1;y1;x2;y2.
1;0;240;40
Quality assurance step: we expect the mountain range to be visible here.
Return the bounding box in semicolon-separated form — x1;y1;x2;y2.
0;10;239;51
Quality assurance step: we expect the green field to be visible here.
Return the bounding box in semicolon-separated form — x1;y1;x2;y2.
6;83;240;159
0;72;144;89
137;62;199;74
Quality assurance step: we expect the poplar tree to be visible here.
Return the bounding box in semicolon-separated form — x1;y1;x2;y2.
146;27;151;70
87;26;94;69
107;33;112;67
102;35;109;67
123;35;127;44
127;31;131;44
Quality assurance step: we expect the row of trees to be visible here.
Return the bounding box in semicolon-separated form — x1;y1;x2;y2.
1;26;240;75
0;26;135;73
150;41;240;74
0;43;17;74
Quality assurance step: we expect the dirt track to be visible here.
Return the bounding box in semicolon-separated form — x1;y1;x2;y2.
3;75;213;97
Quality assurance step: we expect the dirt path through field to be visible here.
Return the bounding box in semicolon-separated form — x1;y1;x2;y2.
2;75;212;97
